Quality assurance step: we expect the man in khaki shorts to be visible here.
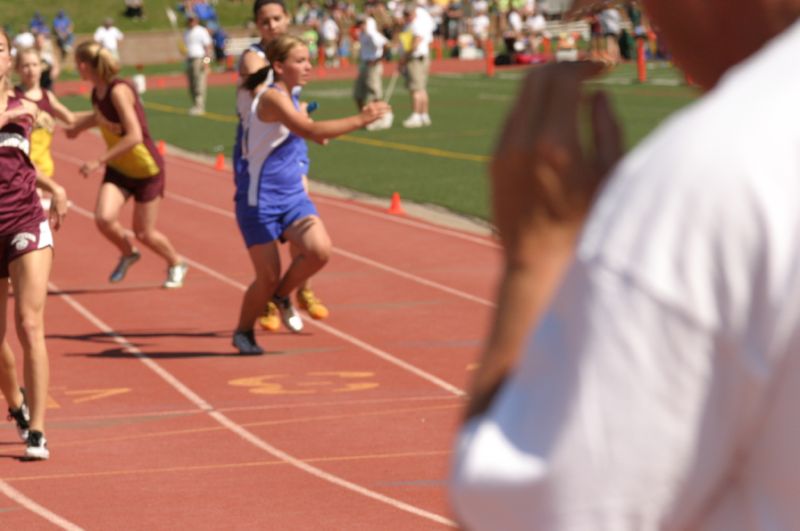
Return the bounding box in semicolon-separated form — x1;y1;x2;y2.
400;3;434;128
354;2;390;130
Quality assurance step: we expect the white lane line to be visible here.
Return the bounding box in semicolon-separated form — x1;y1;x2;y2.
66;201;465;397
0;480;84;530
52;150;499;249
50;283;457;527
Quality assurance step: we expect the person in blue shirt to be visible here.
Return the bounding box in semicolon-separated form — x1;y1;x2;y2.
29;12;48;35
52;10;74;59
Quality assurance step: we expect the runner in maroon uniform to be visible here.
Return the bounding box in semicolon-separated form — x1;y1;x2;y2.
68;41;188;288
0;29;67;461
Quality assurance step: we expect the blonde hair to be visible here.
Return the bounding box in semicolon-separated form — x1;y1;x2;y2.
265;34;308;70
75;41;120;83
14;47;41;70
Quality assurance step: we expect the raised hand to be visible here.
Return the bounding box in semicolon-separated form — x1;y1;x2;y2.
360;101;391;125
490;61;622;266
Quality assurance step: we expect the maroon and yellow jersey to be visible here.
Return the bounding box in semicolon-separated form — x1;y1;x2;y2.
92;79;163;179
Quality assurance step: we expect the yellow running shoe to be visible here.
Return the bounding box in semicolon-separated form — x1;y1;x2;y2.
296;289;329;320
258;301;281;332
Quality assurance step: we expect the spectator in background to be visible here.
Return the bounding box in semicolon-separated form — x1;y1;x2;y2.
124;0;146;21
213;25;228;64
94;18;124;61
598;5;622;63
183;12;213;115
400;3;434;128
354;4;390;130
35;31;60;91
52;10;75;59
320;10;341;66
29;12;48;35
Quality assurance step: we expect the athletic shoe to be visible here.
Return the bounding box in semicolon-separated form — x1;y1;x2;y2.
24;430;49;461
7;388;30;442
188;106;205;116
258;301;281;332
232;329;264;355
403;114;425;128
366;113;393;131
296;289;329;320
109;250;141;283
273;295;303;333
163;262;189;289
421;114;432;126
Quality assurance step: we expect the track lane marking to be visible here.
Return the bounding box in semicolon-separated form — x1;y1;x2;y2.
4;449;451;483
0;481;84;531
51;284;457;527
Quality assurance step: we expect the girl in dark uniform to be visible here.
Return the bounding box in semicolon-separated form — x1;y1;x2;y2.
0;30;67;460
68;41;188;289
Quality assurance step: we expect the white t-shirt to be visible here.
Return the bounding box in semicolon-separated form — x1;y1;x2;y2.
409;7;435;58
451;18;800;531
184;24;212;59
13;32;35;50
599;8;622;36
470;14;490;40
321;18;339;42
94;25;124;52
359;16;388;62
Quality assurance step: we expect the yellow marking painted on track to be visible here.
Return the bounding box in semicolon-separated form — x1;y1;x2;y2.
64;387;131;404
4;450;451;483
142;100;237;123
140;101;488;162
46;394;60;409
229;371;379;395
52;403;461;448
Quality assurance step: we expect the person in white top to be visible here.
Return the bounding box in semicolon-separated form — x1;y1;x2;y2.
450;0;800;529
320;13;340;67
93;18;124;60
400;4;435;128
354;3;389;130
183;12;213;115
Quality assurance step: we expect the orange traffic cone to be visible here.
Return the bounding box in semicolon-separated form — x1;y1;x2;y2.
214;152;225;171
157;140;166;155
388;192;405;215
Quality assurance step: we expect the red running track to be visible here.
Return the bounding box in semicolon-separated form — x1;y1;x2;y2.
0;129;501;529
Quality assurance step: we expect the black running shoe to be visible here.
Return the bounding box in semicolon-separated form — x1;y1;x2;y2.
25;430;49;460
232;329;264;355
7;387;30;442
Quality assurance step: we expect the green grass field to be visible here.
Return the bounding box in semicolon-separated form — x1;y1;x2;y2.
60;62;698;220
1;0;255;35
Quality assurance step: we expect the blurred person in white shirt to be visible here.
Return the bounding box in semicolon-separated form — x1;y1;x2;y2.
183;12;213;115
450;0;800;529
400;3;435;127
93;18;124;60
354;3;391;130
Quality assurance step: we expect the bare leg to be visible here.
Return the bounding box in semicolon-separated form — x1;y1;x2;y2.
275;216;331;298
0;286;24;411
236;242;281;331
9;247;53;433
95;182;136;255
132;198;182;267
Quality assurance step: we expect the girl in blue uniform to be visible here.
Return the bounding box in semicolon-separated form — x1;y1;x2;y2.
232;34;390;354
